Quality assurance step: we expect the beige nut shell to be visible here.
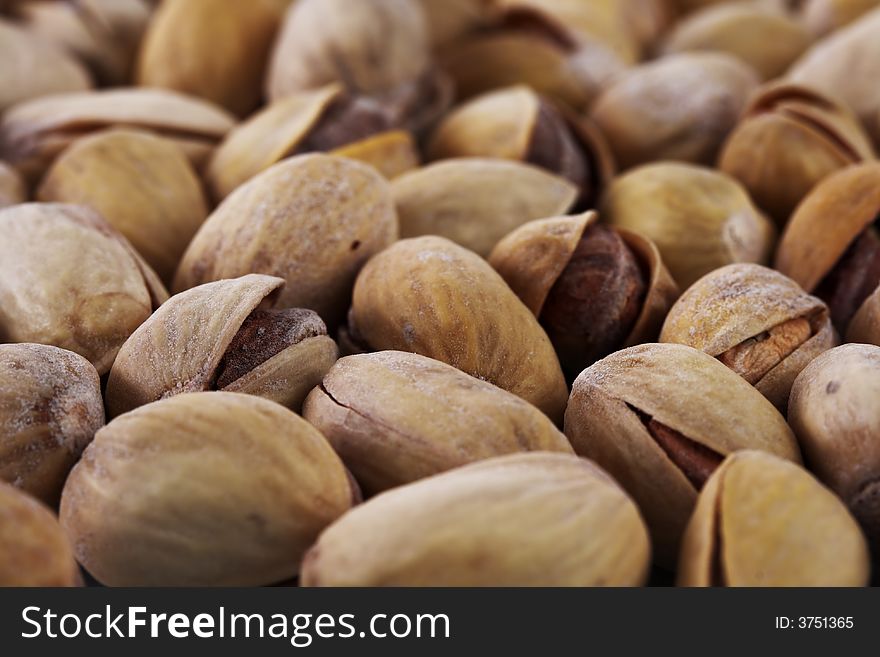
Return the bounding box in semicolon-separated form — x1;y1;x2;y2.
301;453;651;587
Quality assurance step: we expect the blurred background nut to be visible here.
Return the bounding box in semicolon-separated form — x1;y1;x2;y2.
718;82;875;228
565;343;801;566
350;236;569;423
802;0;880;36
37;128;208;285
660;264;837;411
775;163;880;334
0;482;80;586
788;344;880;553
301;453;651;586
137;0;289;116
107;275;337;417
417;0;492;48
0;161;25;208
303;351;572;495
0;203;167;374
391;158;577;256
489;211;679;380
678;450;870;586
590;53;759;170
0;344;103;506
60;392;358;586
175;154;398;331
601;162;775;290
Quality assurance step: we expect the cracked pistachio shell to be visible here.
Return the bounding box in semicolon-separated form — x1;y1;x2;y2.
106;274;337;417
0;88;236;184
0;161;25;208
601;162;775;290
301;453;651;586
0;344;103;506
0;18;91;113
350;236;569;424
564;343;801;566
591;52;759;170
0;482;79;586
330;131;419;181
267;0;430;100
660;264;837;410
392;158;577;257
37;128;208;285
60;391;358;586
175;154;397;329
138;0;289;116
0;203;167;375
678;451;870;586
788;344;880;551
417;0;490;47
302;351;572;494
719;82;875;226
803;0;880;36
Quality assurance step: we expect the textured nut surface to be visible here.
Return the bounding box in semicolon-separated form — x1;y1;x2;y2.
678;451;870;586
303;351;572;494
60;392;357;586
0;344;103;505
301;453;651;586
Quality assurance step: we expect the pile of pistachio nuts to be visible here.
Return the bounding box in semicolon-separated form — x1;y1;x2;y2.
2;0;880;587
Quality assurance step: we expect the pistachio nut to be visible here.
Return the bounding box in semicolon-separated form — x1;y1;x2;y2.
601;162;775;290
788;344;880;552
417;0;490;48
0;161;25;208
660;264;837;411
802;0;880;36
0;203;167;374
303;351;572;494
719;82;875;227
0;344;103;505
391;158;577;256
37;128;208;285
848;285;880;345
349;236;569;423
60;391;358;586
591;52;759;170
174;154;398;330
679;450;870;586
489;211;679;379
565;343;801;566
301;453;651;586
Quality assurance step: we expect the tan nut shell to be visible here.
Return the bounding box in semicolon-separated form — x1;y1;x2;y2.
0;344;104;505
392;158;577;257
351;236;568;423
0;482;80;586
0;203;167;374
0;161;25;208
301;453;651;586
106;274;337;417
60;391;357;586
565;343;801;566
331;131;419;181
0;88;236;184
418;0;490;47
803;0;880;36
137;0;288;116
848;286;880;345
678;451;870;586
602;163;775;290
37;128;208;285
660;264;837;410
303;351;572;494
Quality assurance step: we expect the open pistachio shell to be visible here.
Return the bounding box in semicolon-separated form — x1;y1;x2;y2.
303;351;572;494
301;453;651;586
0;161;25;208
565;343;801;566
331;131;419;181
0;203;167;374
678;451;870;586
350;236;569;424
392;158;577;257
0;344;103;506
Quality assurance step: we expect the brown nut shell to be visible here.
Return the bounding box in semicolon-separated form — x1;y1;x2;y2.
392;158;577;257
350;236;569;424
678;450;870;586
0;344;103;505
847;285;880;345
303;351;572;494
60;391;357;586
301;453;651;586
0;203;167;374
0;161;25;208
565;343;801;566
330;130;419;181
